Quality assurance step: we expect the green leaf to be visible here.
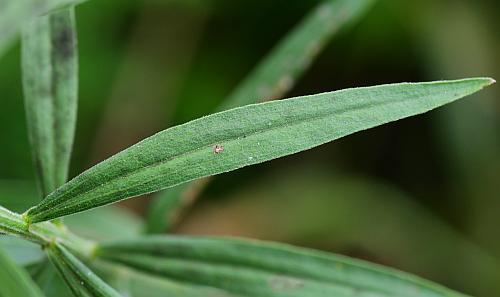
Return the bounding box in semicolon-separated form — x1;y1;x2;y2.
184;168;500;295
219;0;376;110
26;78;494;223
46;243;121;297
0;0;86;57
96;236;468;297
0;246;45;297
97;262;239;297
22;7;79;197
146;0;376;234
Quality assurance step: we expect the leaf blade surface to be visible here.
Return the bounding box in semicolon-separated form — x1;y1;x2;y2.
97;236;469;297
27;78;494;222
22;7;79;197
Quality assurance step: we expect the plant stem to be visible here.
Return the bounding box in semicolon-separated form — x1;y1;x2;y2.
0;205;95;259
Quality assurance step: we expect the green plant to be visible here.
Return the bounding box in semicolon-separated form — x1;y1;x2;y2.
0;1;495;296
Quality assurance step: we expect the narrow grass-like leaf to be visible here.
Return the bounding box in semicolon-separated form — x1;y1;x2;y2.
186;169;500;294
146;0;376;234
46;243;121;297
26;78;494;222
22;7;79;197
219;0;375;110
0;0;86;57
0;246;45;297
97;236;468;297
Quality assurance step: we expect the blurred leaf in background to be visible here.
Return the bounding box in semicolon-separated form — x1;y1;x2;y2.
176;167;500;296
0;245;44;297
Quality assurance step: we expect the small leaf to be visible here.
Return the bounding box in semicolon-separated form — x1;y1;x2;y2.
97;236;468;297
146;0;376;234
0;0;87;57
22;7;79;197
0;246;45;297
46;243;121;297
26;78;494;222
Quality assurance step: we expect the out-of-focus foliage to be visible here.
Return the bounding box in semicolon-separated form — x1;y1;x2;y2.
0;0;86;57
177;168;500;296
22;7;79;198
0;246;44;297
0;0;498;296
97;235;471;297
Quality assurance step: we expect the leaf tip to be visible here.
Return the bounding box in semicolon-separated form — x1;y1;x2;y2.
466;77;496;91
476;77;496;87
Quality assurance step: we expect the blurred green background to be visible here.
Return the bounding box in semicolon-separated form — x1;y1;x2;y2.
0;0;499;296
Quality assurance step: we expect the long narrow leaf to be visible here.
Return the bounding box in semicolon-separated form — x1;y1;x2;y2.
22;7;79;197
96;236;468;297
181;169;500;294
219;0;375;110
0;246;44;297
26;78;494;223
46;243;121;297
146;0;376;233
0;0;86;57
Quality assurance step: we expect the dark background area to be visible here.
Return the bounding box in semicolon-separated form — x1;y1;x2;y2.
1;0;499;296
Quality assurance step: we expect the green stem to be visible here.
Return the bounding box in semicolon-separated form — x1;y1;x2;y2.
0;205;95;259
